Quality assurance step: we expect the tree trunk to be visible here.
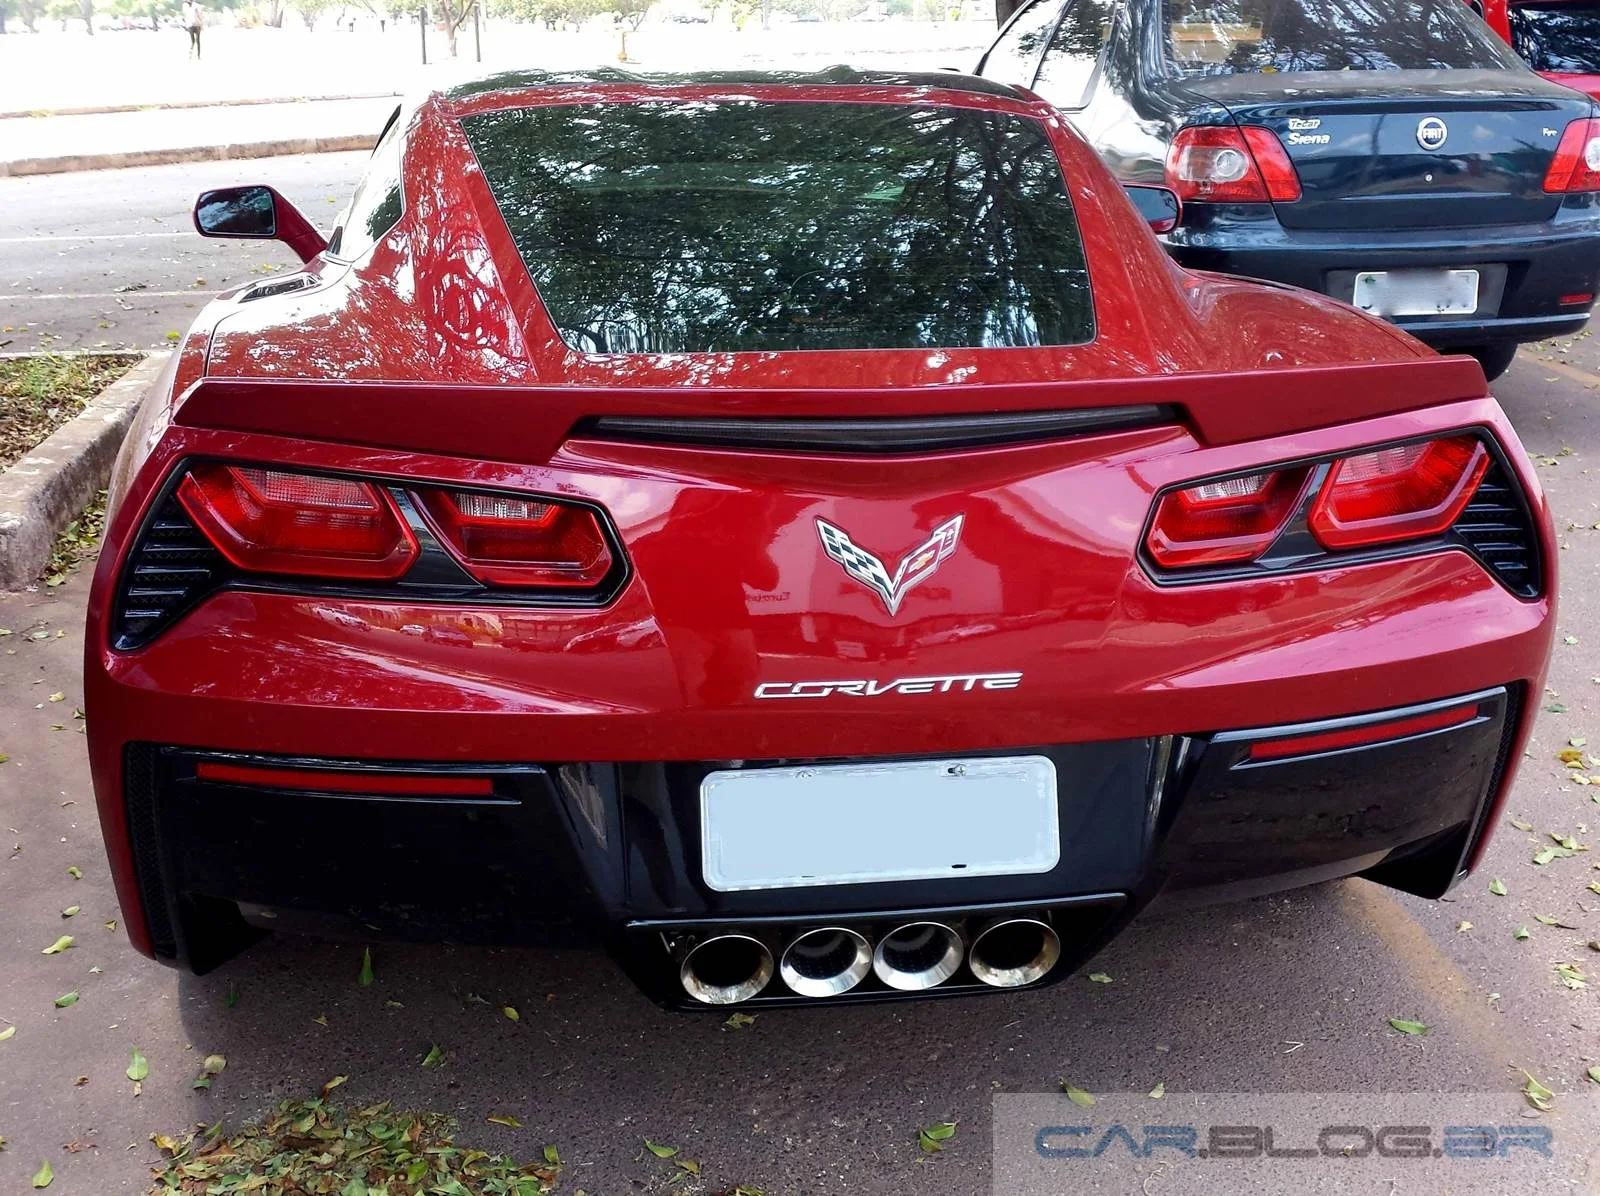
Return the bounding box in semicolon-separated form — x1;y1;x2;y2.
80;0;92;34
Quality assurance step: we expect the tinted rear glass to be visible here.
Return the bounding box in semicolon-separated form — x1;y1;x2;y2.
460;102;1094;354
1510;3;1600;72
1162;0;1511;76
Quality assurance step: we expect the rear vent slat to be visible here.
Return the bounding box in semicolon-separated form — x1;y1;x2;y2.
1452;459;1540;599
114;494;225;650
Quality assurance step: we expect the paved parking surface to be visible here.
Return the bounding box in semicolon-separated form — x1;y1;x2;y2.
1;159;1599;1194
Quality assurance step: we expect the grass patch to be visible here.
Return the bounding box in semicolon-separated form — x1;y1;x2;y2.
0;353;140;472
149;1093;561;1195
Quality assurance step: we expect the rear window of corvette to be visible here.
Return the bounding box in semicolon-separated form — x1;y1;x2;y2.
1163;0;1512;76
459;101;1095;354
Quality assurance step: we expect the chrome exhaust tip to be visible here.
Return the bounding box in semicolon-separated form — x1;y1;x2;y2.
872;921;964;991
679;934;774;1005
968;916;1061;988
779;927;873;997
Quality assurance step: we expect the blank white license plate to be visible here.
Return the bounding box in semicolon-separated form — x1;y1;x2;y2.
1352;268;1479;317
700;756;1059;892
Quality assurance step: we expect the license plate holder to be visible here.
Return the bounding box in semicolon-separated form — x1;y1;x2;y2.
700;756;1060;892
1351;268;1480;317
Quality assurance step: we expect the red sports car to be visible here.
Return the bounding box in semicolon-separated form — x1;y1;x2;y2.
1477;0;1600;99
86;69;1554;1009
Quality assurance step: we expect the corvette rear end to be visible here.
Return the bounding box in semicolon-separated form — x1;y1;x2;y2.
84;70;1555;1009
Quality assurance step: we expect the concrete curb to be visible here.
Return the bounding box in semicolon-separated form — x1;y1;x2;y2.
0;352;167;591
0;92;400;120
0;133;376;178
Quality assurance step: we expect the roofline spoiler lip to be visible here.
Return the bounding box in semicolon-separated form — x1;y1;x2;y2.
171;355;1491;465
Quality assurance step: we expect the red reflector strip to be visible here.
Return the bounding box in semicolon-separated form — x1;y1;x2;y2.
194;761;494;796
1247;704;1480;762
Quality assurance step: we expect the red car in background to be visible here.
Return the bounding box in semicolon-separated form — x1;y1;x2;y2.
1477;0;1600;97
86;69;1554;1010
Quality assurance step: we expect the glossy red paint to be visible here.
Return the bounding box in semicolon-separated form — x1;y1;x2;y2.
1475;0;1600;99
87;74;1554;965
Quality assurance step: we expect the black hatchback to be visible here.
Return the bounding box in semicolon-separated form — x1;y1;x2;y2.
976;0;1600;378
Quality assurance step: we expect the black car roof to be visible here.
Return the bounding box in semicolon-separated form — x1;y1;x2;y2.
442;66;1029;103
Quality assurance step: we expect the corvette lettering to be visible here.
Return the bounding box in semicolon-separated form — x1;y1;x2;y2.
754;672;1023;699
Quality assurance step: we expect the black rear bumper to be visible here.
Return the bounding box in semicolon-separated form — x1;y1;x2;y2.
1167;201;1600;348
121;687;1519;1007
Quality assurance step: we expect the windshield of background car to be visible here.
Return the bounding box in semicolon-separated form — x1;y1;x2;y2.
1161;0;1512;76
459;101;1095;354
1510;3;1600;72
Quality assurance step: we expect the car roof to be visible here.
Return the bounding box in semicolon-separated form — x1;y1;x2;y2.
440;66;1030;104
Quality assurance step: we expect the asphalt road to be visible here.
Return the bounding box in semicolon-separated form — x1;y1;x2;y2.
0;153;369;353
2;159;1600;1195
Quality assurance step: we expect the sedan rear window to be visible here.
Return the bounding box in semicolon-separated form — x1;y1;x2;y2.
1510;3;1600;72
460;102;1094;354
1162;0;1512;76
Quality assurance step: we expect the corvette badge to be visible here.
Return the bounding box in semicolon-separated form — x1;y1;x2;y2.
816;514;963;615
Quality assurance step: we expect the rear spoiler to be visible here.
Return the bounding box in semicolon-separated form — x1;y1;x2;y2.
173;356;1489;464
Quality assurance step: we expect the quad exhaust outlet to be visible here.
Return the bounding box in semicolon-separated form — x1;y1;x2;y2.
676;913;1066;1003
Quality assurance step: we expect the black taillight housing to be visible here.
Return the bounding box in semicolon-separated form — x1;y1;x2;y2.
1141;432;1542;598
113;463;629;649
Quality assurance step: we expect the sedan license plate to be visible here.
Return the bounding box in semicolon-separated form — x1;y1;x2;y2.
1352;268;1479;318
700;756;1059;892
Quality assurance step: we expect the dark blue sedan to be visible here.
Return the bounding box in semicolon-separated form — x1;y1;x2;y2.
977;0;1600;378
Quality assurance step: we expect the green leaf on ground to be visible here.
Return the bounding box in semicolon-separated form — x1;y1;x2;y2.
487;1114;522;1128
1510;819;1534;832
0;1025;14;1042
30;1159;52;1188
126;1047;148;1082
1515;926;1532;940
502;1006;519;1022
1523;1071;1555;1111
644;1138;679;1158
53;991;78;1008
543;1144;560;1165
40;935;73;955
1087;972;1113;984
358;947;374;987
723;1011;757;1031
1062;1082;1096;1108
66;867;81;879
1535;914;1577;928
1388;1018;1429;1035
1534;848;1559;866
60;906;78;918
420;1043;444;1070
1556;962;1588;989
918;1122;957;1153
1587;1065;1600;1084
1489;878;1508;895
1148;1081;1165;1099
319;1075;347;1100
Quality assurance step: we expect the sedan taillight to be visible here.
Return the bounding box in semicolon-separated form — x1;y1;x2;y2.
1166;126;1301;204
178;464;419;581
417;489;614;588
1543;118;1600;193
1307;436;1488;550
1146;468;1312;567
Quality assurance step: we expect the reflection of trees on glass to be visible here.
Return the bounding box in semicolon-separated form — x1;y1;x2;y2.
330;120;405;262
979;0;1063;86
1035;0;1114;107
462;102;1094;354
1510;4;1600;72
1161;0;1509;75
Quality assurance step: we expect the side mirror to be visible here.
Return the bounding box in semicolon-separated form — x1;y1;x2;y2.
1123;184;1182;235
193;185;328;263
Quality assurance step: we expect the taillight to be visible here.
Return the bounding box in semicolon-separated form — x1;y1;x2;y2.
1166;126;1301;204
1543;117;1600;193
1307;435;1489;550
418;489;613;588
177;464;418;580
1145;468;1311;567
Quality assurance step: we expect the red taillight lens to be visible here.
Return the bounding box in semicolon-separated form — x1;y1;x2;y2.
1544;118;1600;193
1166;126;1300;203
1145;468;1311;567
177;464;418;580
1308;436;1489;550
418;489;613;588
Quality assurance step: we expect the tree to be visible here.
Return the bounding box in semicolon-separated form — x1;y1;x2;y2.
293;0;333;26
